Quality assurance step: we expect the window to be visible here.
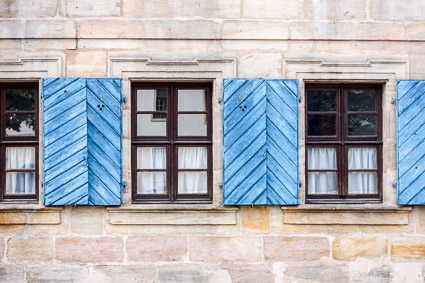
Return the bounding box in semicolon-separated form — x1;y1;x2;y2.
132;82;212;203
0;83;39;202
305;83;382;203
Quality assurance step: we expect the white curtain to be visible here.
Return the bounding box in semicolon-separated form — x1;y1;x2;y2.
348;147;377;194
178;147;207;194
5;147;35;194
308;148;337;194
137;147;166;194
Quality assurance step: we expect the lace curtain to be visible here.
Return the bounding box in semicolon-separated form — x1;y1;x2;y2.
5;147;35;194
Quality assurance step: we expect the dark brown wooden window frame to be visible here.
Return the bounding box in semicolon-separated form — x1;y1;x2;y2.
131;82;213;204
305;83;383;204
0;82;39;203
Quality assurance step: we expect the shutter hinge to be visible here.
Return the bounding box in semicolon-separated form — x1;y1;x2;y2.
392;182;397;187
122;182;127;188
217;98;223;103
298;97;302;103
391;98;397;104
217;183;223;187
40;181;43;187
122;97;128;103
298;181;303;187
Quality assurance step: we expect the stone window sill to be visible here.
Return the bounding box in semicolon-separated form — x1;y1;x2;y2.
0;206;62;225
107;206;239;225
281;204;411;225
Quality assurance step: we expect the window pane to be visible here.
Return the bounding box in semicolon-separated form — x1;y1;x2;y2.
348;147;377;169
5;113;35;136
308;172;337;194
6;88;35;111
307;90;336;111
137;172;166;194
178;89;206;111
178;147;207;169
178;172;207;194
137;147;166;169
137;114;166;136
178;114;207;136
137;89;167;112
308;114;336;136
6;147;35;169
348;172;377;194
347;89;376;111
308;148;336;170
6;172;35;194
348;114;376;136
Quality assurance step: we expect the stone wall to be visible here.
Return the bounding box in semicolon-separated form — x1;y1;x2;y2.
1;0;425;282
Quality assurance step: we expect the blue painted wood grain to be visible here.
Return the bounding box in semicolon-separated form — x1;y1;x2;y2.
223;79;299;205
42;78;122;206
397;80;425;205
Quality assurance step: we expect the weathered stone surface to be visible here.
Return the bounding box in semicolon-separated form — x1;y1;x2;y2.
0;265;25;283
241;207;270;233
181;0;240;18
372;0;425;21
222;21;288;40
0;225;26;236
122;0;180;18
0;213;26;224
306;0;367;21
242;0;305;20
70;207;103;234
77;20;145;39
406;24;425;41
353;265;393;283
93;265;156;283
391;237;425;262
332;237;388;261
189;236;262;262
264;236;329;261
0;238;4;262
0;20;24;39
62;0;120;17
56;237;123;262
30;211;61;224
220;263;275;283
66;50;107;77
0;0;58;18
284;261;349;283
29;208;69;235
156;263;218;283
25;20;76;39
7;238;53;262
414;207;425;233
353;23;405;41
144;20;220;39
238;53;282;79
290;22;352;40
127;236;187;262
26;265;89;282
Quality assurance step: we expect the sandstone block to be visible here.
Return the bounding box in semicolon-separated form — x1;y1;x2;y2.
0;0;58;18
391;237;425;262
0;238;4;262
181;0;240;18
290;22;352;40
0;225;26;236
56;237;123;262
156;263;218;283
332;237;388;261
122;0;180;18
407;24;425;41
189;236;262;262
29;208;69;235
372;0;425;21
238;53;282;79
66;51;107;77
241;207;270;233
25;20;76;39
93;264;156;283
127;236;187;262
144;20;220;39
63;0;120;17
353;266;392;283
30;211;61;225
70;207;103;234
414;207;425;233
264;236;329;261
26;265;89;282
0;265;25;283
0;20;24;39
284;262;349;283
242;0;304;20
353;22;405;41
220;263;275;283
7;238;53;262
222;21;288;40
77;20;145;39
306;0;367;21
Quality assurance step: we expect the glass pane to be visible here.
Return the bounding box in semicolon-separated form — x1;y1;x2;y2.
178;114;207;136
5;113;35;136
308;114;336;136
307;90;336;111
348;172;377;194
6;147;35;169
137;89;167;111
347;89;376;111
308;172;337;194
6;88;35;111
308;148;336;170
178;89;206;111
137;172;166;194
137;147;166;169
178;147;207;169
178;172;207;194
137;114;166;136
348;147;377;169
6;172;35;194
348;114;376;136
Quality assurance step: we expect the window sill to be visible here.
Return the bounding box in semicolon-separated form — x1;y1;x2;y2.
0;205;62;225
107;206;238;225
281;204;411;225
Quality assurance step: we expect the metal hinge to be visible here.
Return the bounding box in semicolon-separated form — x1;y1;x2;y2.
122;97;128;103
298;97;302;103
392;182;397;187
217;183;223;187
122;182;128;188
298;181;303;187
391;98;397;104
217;98;223;103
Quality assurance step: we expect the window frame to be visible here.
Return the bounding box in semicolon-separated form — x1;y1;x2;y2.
305;83;383;204
131;82;213;204
0;82;39;203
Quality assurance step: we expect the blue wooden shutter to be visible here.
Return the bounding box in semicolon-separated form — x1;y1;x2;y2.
223;79;299;205
42;78;122;206
396;80;425;205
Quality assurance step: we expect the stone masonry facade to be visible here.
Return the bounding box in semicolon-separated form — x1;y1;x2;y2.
1;0;425;282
